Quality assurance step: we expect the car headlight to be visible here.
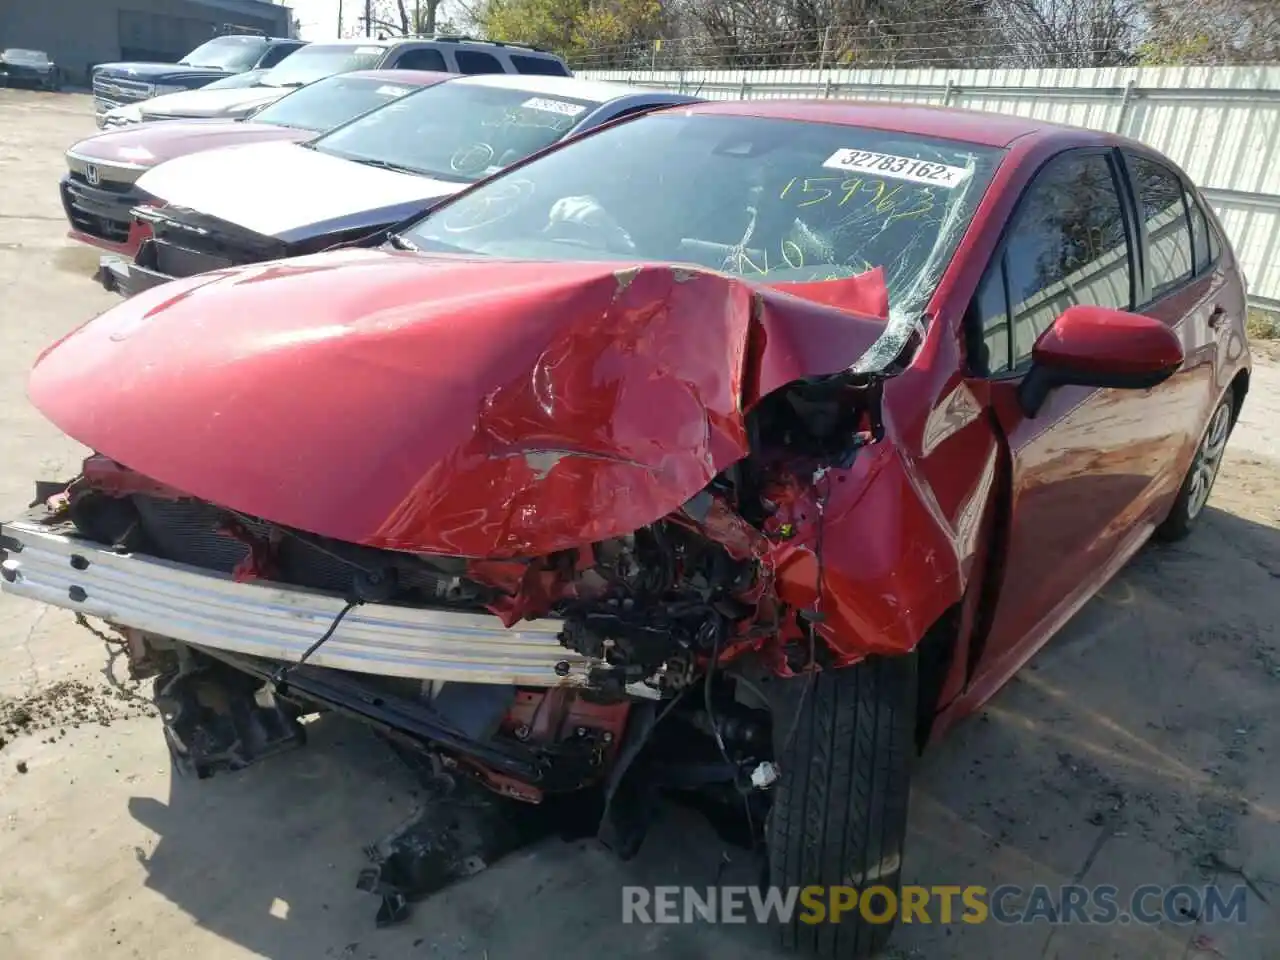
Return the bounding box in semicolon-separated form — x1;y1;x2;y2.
104;104;144;126
151;83;189;96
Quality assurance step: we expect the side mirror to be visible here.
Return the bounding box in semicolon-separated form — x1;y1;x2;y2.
1018;305;1184;417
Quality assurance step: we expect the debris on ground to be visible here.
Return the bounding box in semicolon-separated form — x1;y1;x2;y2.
0;678;156;748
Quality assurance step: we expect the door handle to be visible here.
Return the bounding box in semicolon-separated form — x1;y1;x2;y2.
1207;306;1227;329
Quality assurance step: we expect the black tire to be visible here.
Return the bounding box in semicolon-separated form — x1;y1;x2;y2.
767;653;917;959
1156;391;1234;542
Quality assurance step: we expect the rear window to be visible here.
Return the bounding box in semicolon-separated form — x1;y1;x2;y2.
510;54;569;76
259;44;386;88
456;50;504;74
254;74;425;133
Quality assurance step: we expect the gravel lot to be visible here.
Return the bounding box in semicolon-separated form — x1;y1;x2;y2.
2;88;1280;960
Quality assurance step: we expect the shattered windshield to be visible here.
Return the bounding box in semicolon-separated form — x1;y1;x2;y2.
258;44;384;88
253;74;424;131
401;113;1004;311
312;83;599;182
179;36;267;71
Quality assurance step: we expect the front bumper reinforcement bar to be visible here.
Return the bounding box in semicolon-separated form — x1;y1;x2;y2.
0;518;597;688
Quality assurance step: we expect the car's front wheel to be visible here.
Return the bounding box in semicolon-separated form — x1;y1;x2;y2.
766;652;917;959
1157;392;1234;541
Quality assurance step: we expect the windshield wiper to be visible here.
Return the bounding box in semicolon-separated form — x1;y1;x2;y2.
263;81;304;89
349;157;425;176
385;233;419;251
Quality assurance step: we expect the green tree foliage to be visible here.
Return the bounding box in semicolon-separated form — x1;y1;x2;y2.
482;0;662;56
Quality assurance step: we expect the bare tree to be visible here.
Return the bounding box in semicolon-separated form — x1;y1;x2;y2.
990;0;1142;67
1141;0;1279;63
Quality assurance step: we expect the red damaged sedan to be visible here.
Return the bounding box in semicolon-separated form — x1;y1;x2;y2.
1;101;1250;956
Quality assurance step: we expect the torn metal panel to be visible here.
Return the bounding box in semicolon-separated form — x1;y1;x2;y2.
28;253;888;560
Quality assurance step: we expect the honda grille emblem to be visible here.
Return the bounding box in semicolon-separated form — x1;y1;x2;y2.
84;164;101;186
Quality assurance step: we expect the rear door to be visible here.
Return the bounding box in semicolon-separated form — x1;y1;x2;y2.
966;148;1204;690
1118;151;1225;443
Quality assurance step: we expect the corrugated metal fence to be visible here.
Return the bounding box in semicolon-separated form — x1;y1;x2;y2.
579;64;1280;312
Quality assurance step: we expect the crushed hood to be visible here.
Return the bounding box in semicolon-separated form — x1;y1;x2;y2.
29;250;888;558
134;141;463;242
139;86;286;120
68;121;311;170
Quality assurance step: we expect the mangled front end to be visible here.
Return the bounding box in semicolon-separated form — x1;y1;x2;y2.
4;252;961;808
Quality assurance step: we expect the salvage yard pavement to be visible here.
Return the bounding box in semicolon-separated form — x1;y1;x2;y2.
2;87;1280;960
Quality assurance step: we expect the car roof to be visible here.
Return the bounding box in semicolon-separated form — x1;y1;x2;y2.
298;38;397;48
451;73;661;103
339;69;457;85
678;99;1111;149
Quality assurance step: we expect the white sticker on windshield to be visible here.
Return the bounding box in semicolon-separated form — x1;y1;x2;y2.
375;85;410;97
822;149;971;187
522;97;587;117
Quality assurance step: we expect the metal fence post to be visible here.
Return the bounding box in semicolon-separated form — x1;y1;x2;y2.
1114;78;1136;136
740;74;749;99
942;79;954;107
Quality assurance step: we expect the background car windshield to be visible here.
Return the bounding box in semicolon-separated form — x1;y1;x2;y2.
259;44;384;87
312;84;598;182
3;49;49;65
402;114;1003;309
254;74;425;132
179;37;266;71
201;69;269;90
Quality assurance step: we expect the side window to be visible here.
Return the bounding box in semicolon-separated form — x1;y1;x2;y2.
510;54;570;76
1003;152;1133;367
970;263;1011;376
1130;156;1194;300
394;48;448;71
258;44;299;68
455;50;504;74
1183;187;1214;274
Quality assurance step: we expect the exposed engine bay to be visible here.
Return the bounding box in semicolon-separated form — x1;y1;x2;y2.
18;374;877;807
5;253;966;929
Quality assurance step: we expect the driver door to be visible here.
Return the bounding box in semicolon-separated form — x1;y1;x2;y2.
965;148;1206;695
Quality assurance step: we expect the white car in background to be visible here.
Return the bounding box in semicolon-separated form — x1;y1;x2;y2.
99;41;399;128
109;75;700;296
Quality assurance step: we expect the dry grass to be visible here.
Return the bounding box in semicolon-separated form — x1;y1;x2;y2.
1247;307;1280;340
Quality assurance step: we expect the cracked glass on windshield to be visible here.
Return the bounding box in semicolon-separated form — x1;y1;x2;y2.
311;84;599;182
401;113;1004;311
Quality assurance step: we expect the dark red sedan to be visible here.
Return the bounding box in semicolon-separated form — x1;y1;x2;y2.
4;100;1250;958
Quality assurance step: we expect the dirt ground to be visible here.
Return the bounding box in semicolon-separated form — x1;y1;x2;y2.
2;88;1280;960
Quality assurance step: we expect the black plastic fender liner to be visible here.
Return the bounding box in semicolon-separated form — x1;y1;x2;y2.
193;645;545;782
